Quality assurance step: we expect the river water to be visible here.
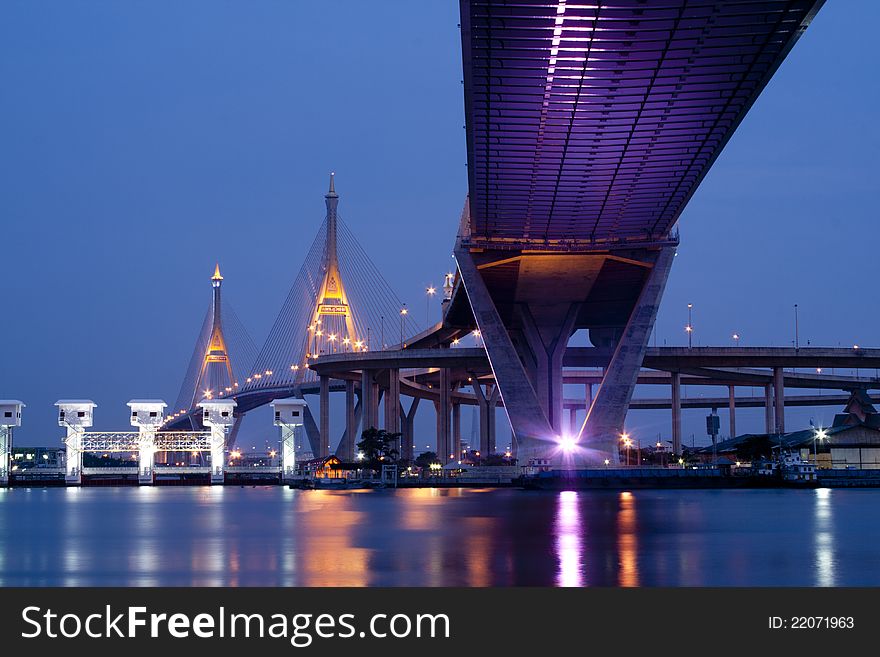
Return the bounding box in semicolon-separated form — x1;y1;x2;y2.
0;486;875;586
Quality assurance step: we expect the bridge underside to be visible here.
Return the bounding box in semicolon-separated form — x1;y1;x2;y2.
455;236;674;464
456;0;824;464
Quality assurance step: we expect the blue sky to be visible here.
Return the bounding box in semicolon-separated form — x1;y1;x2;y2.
1;1;878;449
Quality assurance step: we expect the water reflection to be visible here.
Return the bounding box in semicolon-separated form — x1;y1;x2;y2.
0;486;877;586
295;490;370;586
617;491;639;587
813;488;836;587
555;490;583;587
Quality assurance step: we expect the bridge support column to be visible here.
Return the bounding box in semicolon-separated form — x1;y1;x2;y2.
581;247;675;464
764;385;774;434
56;401;96;486
435;368;452;463
342;380;357;461
773;367;785;435
569;408;578;435
302;404;322;459
473;382;499;456
361;370;379;431
401;397;420;462
199;399;236;484
517;303;580;435
384;368;400;435
319;375;330;459
452;401;461;459
671;372;682;457
456;241;674;467
728;386;736;439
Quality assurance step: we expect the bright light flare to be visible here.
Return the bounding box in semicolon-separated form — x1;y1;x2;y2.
559;436;577;453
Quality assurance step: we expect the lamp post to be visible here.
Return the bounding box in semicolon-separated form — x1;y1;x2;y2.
794;304;800;351
686;303;693;348
400;306;408;346
426;285;436;329
733;333;740;347
621;432;632;466
813;428;827;465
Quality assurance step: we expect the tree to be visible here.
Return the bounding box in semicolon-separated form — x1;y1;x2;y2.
357;428;401;472
414;451;439;470
735;435;775;463
482;453;508;466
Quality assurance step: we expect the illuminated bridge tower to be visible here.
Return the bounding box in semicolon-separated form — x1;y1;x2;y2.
190;264;236;407
307;174;358;458
169;264;257;435
307;174;358;359
242;174;417;459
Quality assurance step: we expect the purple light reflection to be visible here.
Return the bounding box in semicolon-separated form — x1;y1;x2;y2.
554;490;584;587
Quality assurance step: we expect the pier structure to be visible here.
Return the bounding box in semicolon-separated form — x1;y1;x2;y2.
199;399;237;484
128;400;166;484
309;345;880;464
56;400;96;486
0;400;24;486
271;397;307;482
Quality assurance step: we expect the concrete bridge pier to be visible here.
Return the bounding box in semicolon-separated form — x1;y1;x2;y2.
401;397;420;462
384;368;401;436
319;376;330;459
773;367;785;434
455;240;674;466
728;386;736;439
473;382;499;456
452;401;462;458
341;380;357;461
435;368;452;462
671;373;682;456
764;385;774;434
361;370;378;431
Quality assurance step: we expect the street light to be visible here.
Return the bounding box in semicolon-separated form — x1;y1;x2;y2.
426;285;436;329
686;303;693;348
813;428;828;464
400;306;408;345
620;432;632;466
733;333;740;346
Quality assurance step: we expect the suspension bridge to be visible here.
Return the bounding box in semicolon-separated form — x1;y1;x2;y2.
5;0;851;488
163;174;419;461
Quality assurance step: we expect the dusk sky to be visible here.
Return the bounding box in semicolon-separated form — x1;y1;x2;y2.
2;1;878;449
